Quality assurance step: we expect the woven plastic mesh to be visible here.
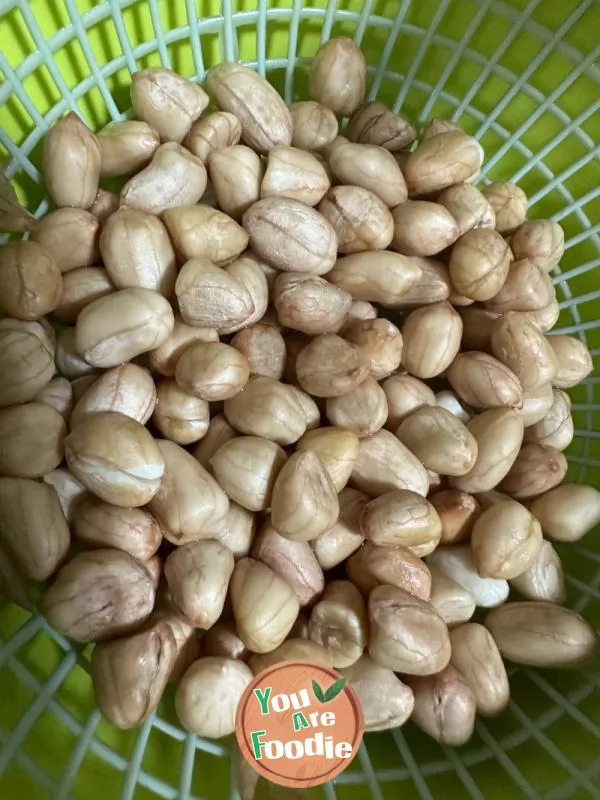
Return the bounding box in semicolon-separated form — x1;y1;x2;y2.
0;0;599;798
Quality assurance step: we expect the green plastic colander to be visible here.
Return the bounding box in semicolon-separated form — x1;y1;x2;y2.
0;0;599;797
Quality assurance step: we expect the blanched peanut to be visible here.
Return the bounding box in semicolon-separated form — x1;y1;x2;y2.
249;640;333;675
230;323;286;380
368;585;451;675
450;409;524;494
326;377;388;437
97;119;160;176
35;377;73;422
519;383;555;427
31;208;100;272
548;335;594;388
402;130;483;194
428;566;476;627
175;257;253;332
435;390;471;422
486;602;598;668
360;490;441;549
165;205;248;265
511;219;564;271
207;62;292;154
296;334;369;398
471;499;543;580
75;288;174;369
329;141;407;208
208;145;262;219
509;540;566;604
0;402;65;478
288;385;321;431
389;257;451;309
485;259;555;313
346;102;416;151
391;201;459;257
347;542;431;600
54;267;114;325
201;621;249;661
401;302;462;379
529;484;600;543
438;184;495;235
261;145;330;206
351;429;430;498
165;540;234;628
89;189;120;222
459;306;500;351
311;487;367;569
500;443;567;499
121;143;207;214
147;440;229;544
211;435;287;512
152;380;210;445
43;549;155;642
309;38;366;116
341;655;414;732
131;67;208;142
309;580;367;668
482;181;528;234
224;376;307;445
524;388;573;450
72;496;162;561
211;501;256;559
230;558;299;653
491;311;558;391
226;255;276;335
193;414;237;471
0;477;70;582
427;545;509;608
296;427;359;491
2;328;74;405
449;228;511;301
43;113;100;209
252;521;324;606
99;207;176;297
56;327;97;380
183;112;242;161
71;364;156;429
273;273;352;335
448;352;523;410
91;621;176;729
148;315;218;377
243;197;337;275
343;318;403;380
175;657;252;739
396;407;478;477
0;240;62;321
289;101;338;151
318;185;394;253
326;251;422;304
175;341;249;401
407;665;476;746
65;412;164;507
382;375;436;430
271;450;339;542
430;490;480;544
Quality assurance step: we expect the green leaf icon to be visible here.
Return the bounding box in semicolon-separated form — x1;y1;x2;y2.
312;679;325;703
312;676;347;703
323;677;347;702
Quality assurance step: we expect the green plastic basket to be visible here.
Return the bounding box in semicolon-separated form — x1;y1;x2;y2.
1;0;599;798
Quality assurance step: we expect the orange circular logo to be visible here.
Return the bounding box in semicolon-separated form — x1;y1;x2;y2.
235;660;364;789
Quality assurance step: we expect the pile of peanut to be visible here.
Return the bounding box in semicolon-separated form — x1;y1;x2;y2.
0;36;598;749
